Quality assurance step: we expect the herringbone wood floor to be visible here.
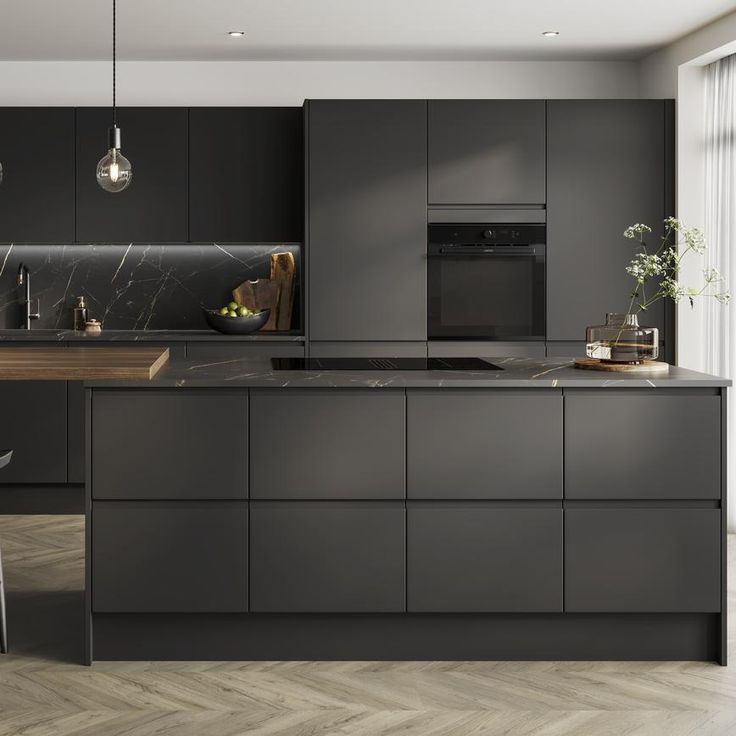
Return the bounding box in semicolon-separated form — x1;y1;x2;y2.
0;516;735;735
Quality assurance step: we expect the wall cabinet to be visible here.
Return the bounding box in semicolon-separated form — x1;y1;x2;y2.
547;100;673;341
307;100;427;341
408;503;563;612
565;391;720;500
428;100;546;205
92;501;248;612
75;108;189;242
0;108;75;242
250;389;405;499
250;501;405;612
92;389;248;500
189;107;303;242
565;508;720;612
407;390;562;499
0;380;67;483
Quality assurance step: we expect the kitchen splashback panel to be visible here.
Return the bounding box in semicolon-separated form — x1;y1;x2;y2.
0;243;301;331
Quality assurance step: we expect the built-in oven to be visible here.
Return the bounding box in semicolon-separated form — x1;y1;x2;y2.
428;223;546;340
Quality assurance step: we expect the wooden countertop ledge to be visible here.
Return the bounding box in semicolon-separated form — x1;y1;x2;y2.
0;346;169;380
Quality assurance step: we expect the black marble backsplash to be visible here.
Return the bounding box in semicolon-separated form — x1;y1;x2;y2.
0;243;301;331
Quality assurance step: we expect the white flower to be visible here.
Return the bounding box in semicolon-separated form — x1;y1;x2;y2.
703;267;722;283
626;253;664;282
623;223;653;239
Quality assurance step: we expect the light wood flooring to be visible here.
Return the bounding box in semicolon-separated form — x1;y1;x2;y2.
0;515;735;736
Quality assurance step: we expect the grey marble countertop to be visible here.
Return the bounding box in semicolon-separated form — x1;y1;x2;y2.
85;356;731;388
0;329;304;343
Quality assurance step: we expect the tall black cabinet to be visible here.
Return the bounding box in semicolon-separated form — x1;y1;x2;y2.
307;100;427;343
0;108;75;242
546;100;675;345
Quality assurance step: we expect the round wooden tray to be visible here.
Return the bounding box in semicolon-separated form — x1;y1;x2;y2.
574;358;669;374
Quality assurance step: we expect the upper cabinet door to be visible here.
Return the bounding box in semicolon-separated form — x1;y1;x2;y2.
76;108;188;242
547;100;672;341
189;107;304;243
308;100;427;341
428;100;546;205
0;108;75;242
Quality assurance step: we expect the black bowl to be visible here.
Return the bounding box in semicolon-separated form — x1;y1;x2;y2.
202;307;270;335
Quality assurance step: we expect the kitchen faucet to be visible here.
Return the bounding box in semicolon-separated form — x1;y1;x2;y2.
17;263;40;330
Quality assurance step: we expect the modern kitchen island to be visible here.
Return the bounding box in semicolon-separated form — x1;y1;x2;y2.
83;356;729;665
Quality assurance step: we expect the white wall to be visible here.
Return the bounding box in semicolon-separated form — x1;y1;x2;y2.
0;60;640;106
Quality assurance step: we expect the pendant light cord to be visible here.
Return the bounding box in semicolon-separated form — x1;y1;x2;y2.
112;0;116;128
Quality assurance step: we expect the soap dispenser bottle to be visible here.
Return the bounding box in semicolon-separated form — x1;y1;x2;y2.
73;296;88;331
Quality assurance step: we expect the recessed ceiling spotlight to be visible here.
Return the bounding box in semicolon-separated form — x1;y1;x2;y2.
542;31;560;37
228;31;245;37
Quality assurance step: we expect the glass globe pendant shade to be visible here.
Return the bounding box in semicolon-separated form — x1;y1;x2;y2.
96;127;132;193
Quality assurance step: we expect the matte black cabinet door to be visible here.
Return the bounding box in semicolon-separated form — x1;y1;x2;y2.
408;503;563;612
565;508;720;612
93;501;248;612
250;389;405;499
0;381;67;483
308;100;427;341
407;391;562;499
428;100;545;205
547;100;671;340
0;108;75;242
189;107;303;242
565;392;720;499
250;501;405;612
92;389;247;499
76;108;188;242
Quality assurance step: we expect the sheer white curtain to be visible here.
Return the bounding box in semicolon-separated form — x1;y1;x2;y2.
704;54;736;531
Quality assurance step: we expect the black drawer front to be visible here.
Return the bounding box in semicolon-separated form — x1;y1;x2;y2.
250;501;405;612
92;501;248;613
250;390;405;499
92;389;247;500
565;508;721;612
408;502;563;612
407;391;562;499
565;392;720;500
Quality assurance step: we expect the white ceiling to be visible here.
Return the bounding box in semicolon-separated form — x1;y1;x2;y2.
0;0;734;62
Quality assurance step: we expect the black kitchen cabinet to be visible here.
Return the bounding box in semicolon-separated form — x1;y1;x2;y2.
93;501;248;612
565;508;721;612
250;501;405;612
189;107;303;242
407;390;562;499
92;389;247;499
547;100;673;341
75;108;189;242
307;100;427;341
0;380;67;483
250;389;405;499
428;100;546;205
408;503;563;612
565;391;720;500
0;108;75;242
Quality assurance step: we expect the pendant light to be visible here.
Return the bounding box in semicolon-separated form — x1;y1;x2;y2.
96;0;132;192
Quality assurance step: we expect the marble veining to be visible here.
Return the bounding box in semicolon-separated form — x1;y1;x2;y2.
0;243;301;331
86;356;731;389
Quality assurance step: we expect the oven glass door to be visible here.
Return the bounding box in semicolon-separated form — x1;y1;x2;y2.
428;250;545;339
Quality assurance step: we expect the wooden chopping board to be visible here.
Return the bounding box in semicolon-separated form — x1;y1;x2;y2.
574;357;669;374
0;347;169;380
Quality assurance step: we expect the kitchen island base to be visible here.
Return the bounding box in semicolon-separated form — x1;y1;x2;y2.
84;361;728;665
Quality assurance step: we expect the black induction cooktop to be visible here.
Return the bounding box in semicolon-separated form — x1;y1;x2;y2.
271;357;503;371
